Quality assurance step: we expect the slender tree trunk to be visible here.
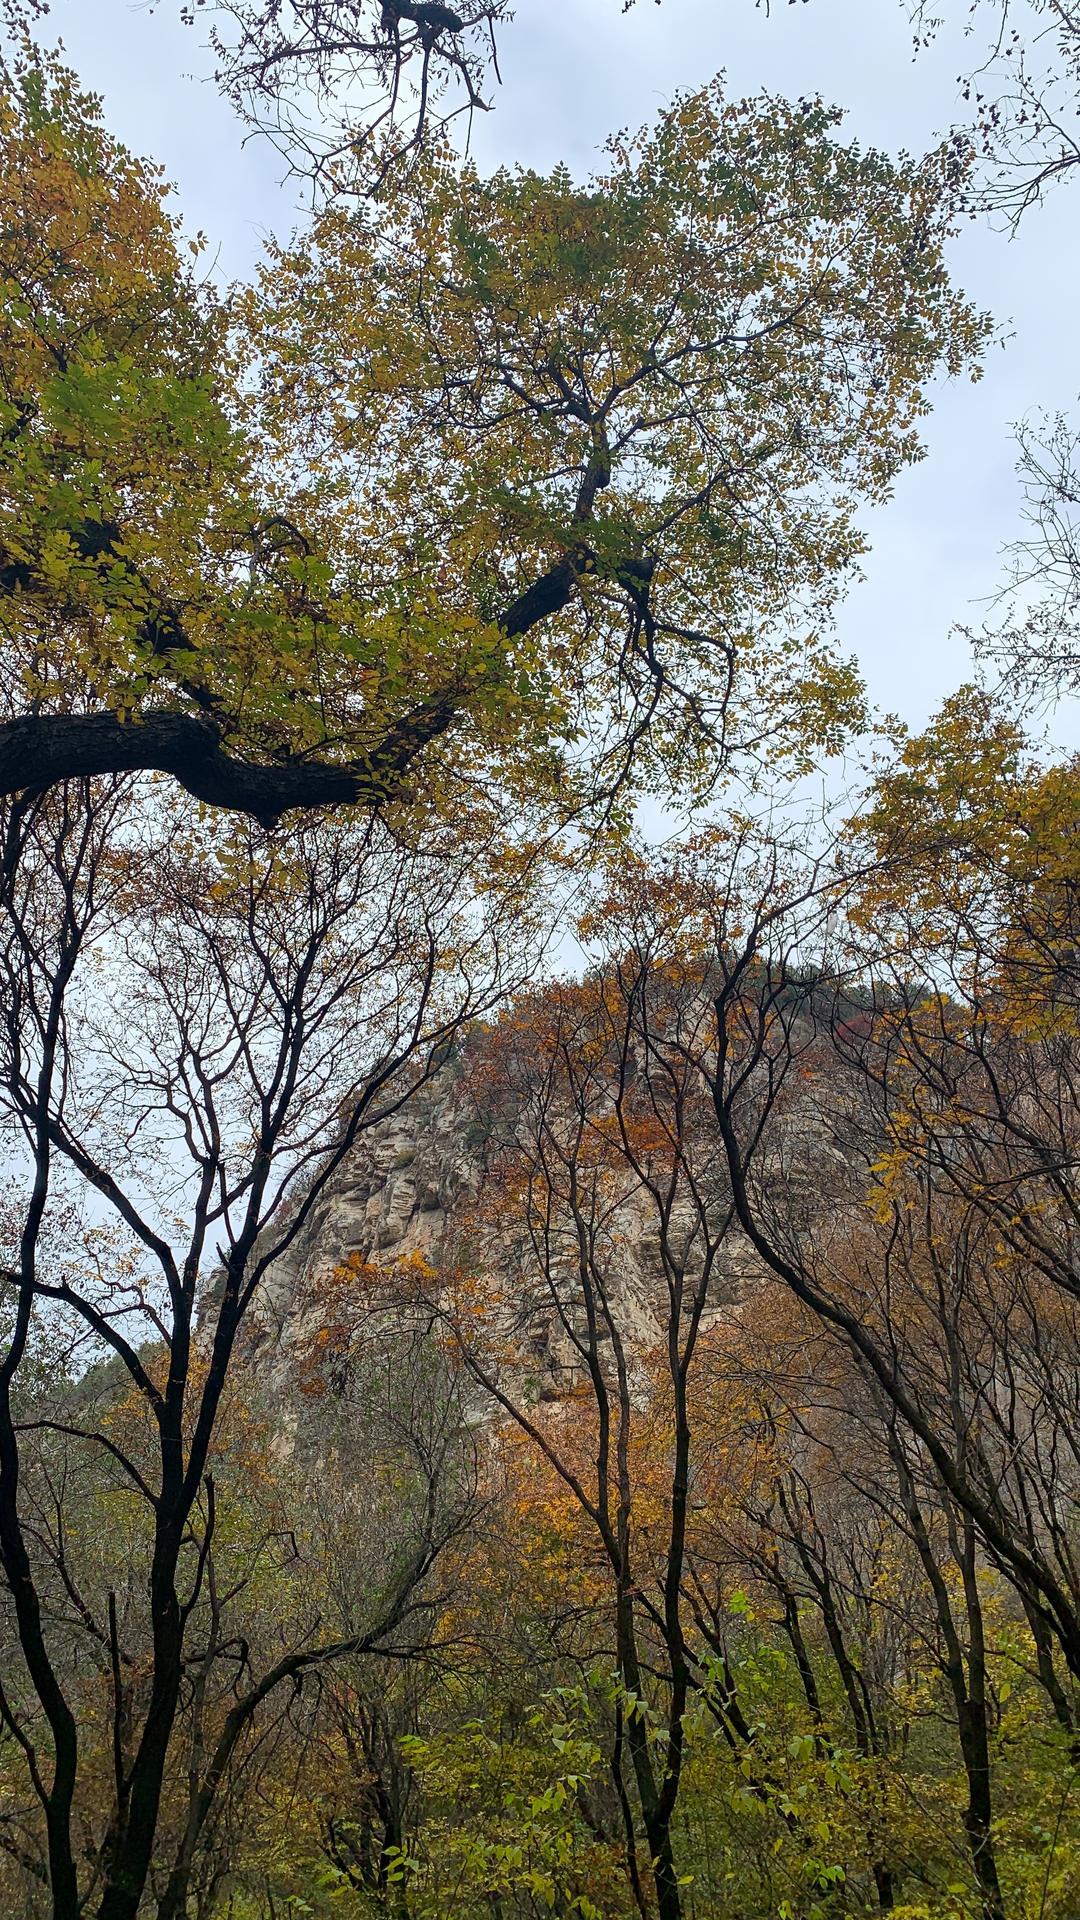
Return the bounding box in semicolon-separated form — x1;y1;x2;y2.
96;1524;186;1920
955;1514;1006;1920
616;1594;682;1920
1020;1595;1076;1744
956;1697;1006;1920
610;1702;650;1920
892;1447;1005;1920
0;1403;81;1920
778;1586;824;1727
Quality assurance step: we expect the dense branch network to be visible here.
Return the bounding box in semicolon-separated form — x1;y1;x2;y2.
197;0;511;182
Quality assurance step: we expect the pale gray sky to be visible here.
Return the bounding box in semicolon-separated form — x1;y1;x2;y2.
47;0;1080;747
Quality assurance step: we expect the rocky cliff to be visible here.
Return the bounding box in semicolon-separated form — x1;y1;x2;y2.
245;1002;854;1406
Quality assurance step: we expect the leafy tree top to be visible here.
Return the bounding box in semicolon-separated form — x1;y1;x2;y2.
0;55;987;827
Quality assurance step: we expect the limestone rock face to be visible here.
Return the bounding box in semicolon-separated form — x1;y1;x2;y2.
249;1064;479;1380
248;1013;859;1402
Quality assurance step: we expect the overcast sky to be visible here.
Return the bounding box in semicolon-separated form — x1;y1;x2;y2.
44;0;1080;753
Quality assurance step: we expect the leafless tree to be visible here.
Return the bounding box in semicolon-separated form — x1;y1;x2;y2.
0;774;533;1920
197;0;511;188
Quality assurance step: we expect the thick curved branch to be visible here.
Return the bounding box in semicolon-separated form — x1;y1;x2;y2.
0;547;589;820
0;697;458;827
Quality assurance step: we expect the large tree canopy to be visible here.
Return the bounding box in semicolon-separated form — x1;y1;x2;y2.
0;57;986;826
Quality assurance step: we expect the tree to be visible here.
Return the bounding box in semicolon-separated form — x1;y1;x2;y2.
0;775;533;1920
441;952;744;1920
0;50;986;827
151;1299;482;1920
664;743;1080;1909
